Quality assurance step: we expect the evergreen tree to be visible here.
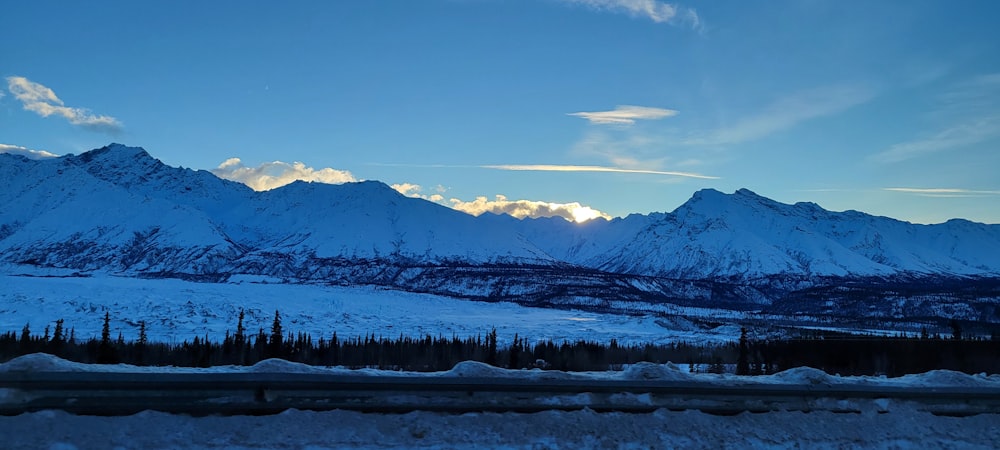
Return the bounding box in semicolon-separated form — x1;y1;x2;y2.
269;310;283;357
508;333;520;369
19;323;32;353
52;319;65;344
101;312;111;345
138;321;148;347
737;327;750;376
485;327;498;366
98;311;118;364
235;309;246;345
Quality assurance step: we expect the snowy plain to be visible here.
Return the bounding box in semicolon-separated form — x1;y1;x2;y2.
2;354;1000;449
0;273;745;345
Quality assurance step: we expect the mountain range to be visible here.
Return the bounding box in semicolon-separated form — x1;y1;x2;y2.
3;144;999;326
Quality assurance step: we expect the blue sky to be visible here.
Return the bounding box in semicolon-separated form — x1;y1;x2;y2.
2;0;999;224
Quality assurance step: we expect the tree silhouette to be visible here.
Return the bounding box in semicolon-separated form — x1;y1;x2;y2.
269;310;283;358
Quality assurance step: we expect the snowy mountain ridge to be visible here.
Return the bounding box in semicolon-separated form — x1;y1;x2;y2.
593;187;997;278
2;144;999;323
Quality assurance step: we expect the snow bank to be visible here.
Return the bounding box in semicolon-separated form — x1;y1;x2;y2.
620;362;689;381
247;358;331;374
445;360;511;377
443;361;581;380
0;353;95;373
768;367;833;385
896;369;1000;387
2;354;999;391
0;354;226;374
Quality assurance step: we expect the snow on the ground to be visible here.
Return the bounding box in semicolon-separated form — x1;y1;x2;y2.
1;406;997;449
0;274;743;345
4;353;1000;388
3;355;999;448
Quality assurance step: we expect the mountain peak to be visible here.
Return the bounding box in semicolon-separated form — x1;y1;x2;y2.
274;179;399;196
681;188;768;210
72;143;160;169
77;143;152;161
65;144;179;191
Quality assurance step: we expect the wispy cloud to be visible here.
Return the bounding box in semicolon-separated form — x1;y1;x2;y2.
5;76;123;134
685;85;874;146
449;194;611;223
212;158;356;191
369;162;717;179
935;73;1000;117
570;127;689;172
557;0;700;28
482;164;718;179
871;117;1000;163
568;105;678;125
873;74;1000;163
884;187;1000;198
0;143;59;160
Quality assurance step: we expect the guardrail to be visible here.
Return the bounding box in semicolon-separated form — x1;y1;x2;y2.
3;372;1000;416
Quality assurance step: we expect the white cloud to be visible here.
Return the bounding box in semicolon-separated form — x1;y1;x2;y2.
394;183;608;222
558;0;700;28
391;183;449;203
0;143;59;159
449;194;612;223
212;158;356;191
569;105;678;125
884;187;1000;198
391;183;422;197
5;76;123;134
481;164;718;179
684;85;874;146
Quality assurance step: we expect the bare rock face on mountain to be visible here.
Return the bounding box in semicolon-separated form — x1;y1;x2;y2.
2;144;999;323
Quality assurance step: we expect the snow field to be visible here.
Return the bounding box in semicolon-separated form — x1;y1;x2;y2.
0;274;742;345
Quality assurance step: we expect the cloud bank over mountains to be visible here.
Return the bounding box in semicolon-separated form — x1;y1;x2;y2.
0;144;58;160
211;158;357;191
448;195;612;223
212;158;611;222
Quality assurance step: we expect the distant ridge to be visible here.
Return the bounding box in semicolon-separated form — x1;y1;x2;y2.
2;144;999;323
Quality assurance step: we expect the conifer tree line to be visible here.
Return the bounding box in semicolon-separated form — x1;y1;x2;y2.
1;311;998;376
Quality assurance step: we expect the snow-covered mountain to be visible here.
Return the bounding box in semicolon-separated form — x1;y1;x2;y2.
0;144;553;273
2;144;999;323
512;188;1000;279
